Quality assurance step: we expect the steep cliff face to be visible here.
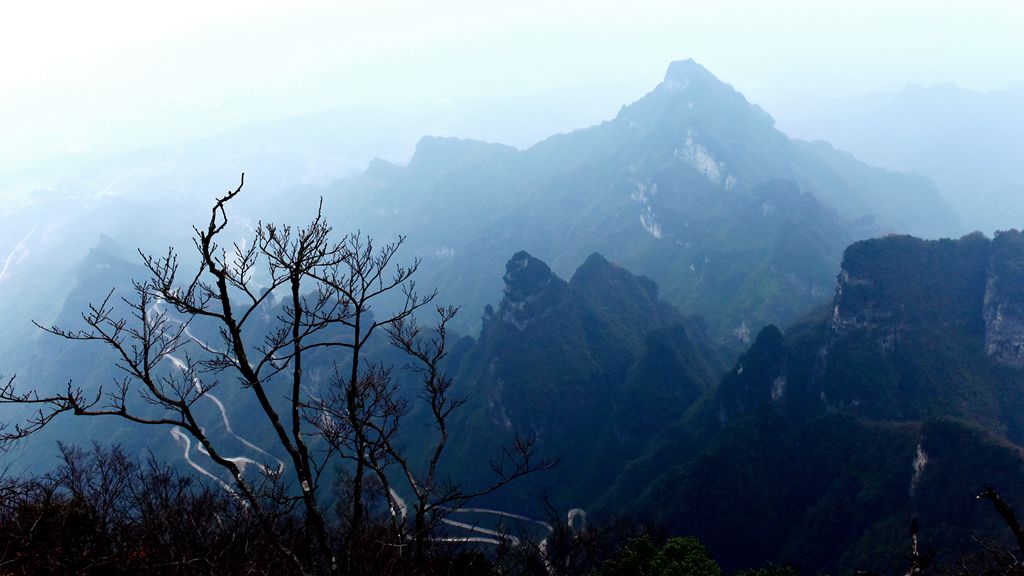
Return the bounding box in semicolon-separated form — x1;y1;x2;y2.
984;300;1024;367
497;251;567;330
611;231;1024;574
984;230;1024;368
718;230;1024;435
830;230;1024;371
829;232;989;339
447;251;724;508
468;251;722;439
714;325;789;421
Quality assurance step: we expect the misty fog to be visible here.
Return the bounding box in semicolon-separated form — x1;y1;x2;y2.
2;3;1024;572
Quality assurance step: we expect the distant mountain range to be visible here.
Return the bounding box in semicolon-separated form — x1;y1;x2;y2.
317;59;962;341
775;83;1024;235
445;232;1024;573
617;230;1024;573
0;60;967;354
5;59;1018;574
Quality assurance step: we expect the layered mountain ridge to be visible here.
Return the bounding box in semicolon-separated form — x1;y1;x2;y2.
444;250;724;508
775;82;1024;234
10;219;1024;574
805;231;1024;429
2;58;1008;575
441;234;1024;572
603;231;1024;572
317;59;960;341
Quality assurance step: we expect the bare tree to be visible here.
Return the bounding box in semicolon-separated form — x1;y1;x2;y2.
309;304;556;573
978;487;1024;560
0;175;550;575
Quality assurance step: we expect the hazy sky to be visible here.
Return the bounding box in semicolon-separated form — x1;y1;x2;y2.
2;1;1023;165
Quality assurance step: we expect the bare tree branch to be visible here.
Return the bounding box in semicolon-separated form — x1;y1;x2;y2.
2;174;552;575
979;487;1024;560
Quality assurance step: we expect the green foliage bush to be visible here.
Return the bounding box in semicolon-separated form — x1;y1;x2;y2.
598;535;721;576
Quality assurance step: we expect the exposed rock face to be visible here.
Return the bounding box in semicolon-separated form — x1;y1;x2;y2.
984;230;1024;368
830;268;881;334
652;232;1024;575
829;230;1024;371
829;233;990;346
499;251;566;330
715;325;788;422
982;297;1024;367
803;231;1024;423
661;58;712;94
448;252;724;510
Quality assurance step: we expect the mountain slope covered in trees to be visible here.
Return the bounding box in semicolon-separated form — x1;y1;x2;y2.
3;59;1007;576
315;59;960;341
590;231;1024;573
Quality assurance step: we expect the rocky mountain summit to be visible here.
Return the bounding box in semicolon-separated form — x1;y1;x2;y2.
713;230;1024;431
322;59;960;341
447;251;723;507
602;230;1024;573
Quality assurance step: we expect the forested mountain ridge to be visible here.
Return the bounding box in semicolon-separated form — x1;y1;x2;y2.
400;231;1024;573
440;251;725;510
0;59;1002;576
591;231;1024;573
776;82;1024;235
754;230;1024;433
317;59;960;341
9;230;1024;574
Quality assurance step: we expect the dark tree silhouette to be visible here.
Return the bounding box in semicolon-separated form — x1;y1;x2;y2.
0;175;552;575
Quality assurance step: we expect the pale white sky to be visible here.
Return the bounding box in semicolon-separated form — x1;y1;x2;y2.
2;1;1023;166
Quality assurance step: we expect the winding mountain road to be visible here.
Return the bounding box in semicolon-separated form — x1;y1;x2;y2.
0;221;41;285
151;300;285;479
152;301;585;569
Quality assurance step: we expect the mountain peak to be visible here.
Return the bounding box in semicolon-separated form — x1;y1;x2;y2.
407;136;516;173
662;58;715;93
365;157;402;180
574;252;614;275
503;251;558;303
570;252;662;310
497;252;567;330
570;252;617;283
